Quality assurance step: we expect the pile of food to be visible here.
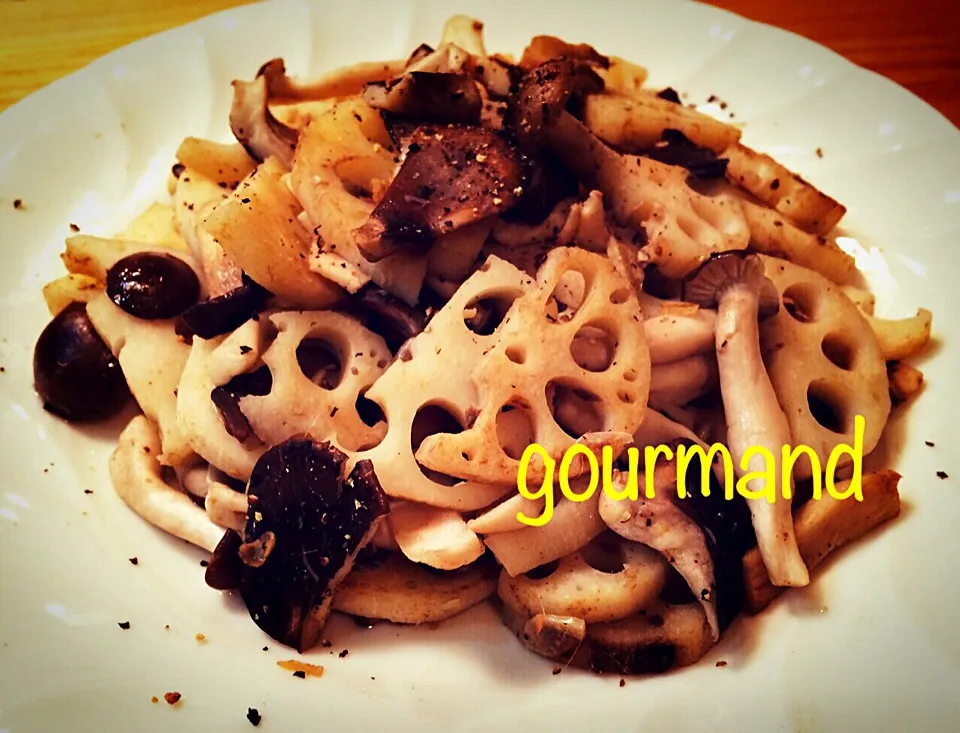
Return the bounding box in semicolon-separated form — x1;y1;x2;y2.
33;16;932;674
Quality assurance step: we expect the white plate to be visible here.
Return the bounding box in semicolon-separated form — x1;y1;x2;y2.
1;1;958;731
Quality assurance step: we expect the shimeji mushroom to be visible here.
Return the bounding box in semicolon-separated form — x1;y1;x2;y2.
682;252;809;588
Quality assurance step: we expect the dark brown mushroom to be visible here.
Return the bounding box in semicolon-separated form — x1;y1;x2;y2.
106;252;200;320
238;440;389;652
229;59;300;167
344;283;428;353
353;125;524;261
33;302;131;422
362;72;482;125
641;129;728;179
508;58;603;155
204;529;244;590
178;276;271;340
210;365;273;443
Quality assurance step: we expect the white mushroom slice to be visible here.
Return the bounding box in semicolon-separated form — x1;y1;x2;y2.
648;353;718;408
110;416;223;552
644;308;717;365
468;492;545;535
204;481;247;533
239;310;389;453
758;255;892;474
684;253;808;587
484;492;607;577
545;111;750;278
86;293;193;466
498;538;667;623
176;460;211;498
332;551;498;623
177;333;264;481
389;502;484;570
600;467;720;640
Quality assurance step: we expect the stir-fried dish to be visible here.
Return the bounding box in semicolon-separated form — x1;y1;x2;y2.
32;16;933;674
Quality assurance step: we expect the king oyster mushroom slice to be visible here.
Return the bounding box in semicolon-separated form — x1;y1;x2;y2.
230;60;300;168
362;71;483;125
599;462;720;641
236;439;389;652
683;251;809;588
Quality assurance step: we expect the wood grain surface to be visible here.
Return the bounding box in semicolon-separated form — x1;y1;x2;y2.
1;0;958;125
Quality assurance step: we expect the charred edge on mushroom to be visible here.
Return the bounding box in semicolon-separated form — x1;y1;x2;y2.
354;125;524;261
178;276;271;339
211;366;273;442
33;303;131;422
238;440;389;652
363;72;483;125
344;283;429;353
640;129;728;180
205;529;244;590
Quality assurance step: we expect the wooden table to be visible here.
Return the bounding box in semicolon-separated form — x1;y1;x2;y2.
1;0;958;125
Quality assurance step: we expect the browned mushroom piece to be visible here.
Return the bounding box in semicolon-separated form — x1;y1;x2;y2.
229;60;300;167
237;439;389;652
683;252;809;588
362;72;483;125
178;276;271;340
509;58;603;155
353;125;524;261
518;35;610;70
344;283;428;353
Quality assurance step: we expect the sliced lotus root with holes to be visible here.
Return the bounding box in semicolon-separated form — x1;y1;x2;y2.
347;255;534;510
498;537;667;624
758;255;891;477
332;551;498;623
416;247;651;484
501;600;714;674
239;311;388;453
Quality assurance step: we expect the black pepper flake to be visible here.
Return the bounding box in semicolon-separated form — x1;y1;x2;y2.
770;179;781;190
129;557;139;566
172;163;186;179
815;147;824;158
321;639;332;648
84;489;93;494
246;707;262;726
118;621;131;630
200;560;209;567
937;471;948;479
338;649;349;658
239;345;252;355
716;660;728;667
330;406;338;417
262;646;269;651
13;199;23;210
241;198;251;204
69;223;80;232
552;666;562;675
925;440;935;447
293;670;306;678
619;678;626;687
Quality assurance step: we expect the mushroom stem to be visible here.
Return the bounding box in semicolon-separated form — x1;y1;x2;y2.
714;274;809;587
